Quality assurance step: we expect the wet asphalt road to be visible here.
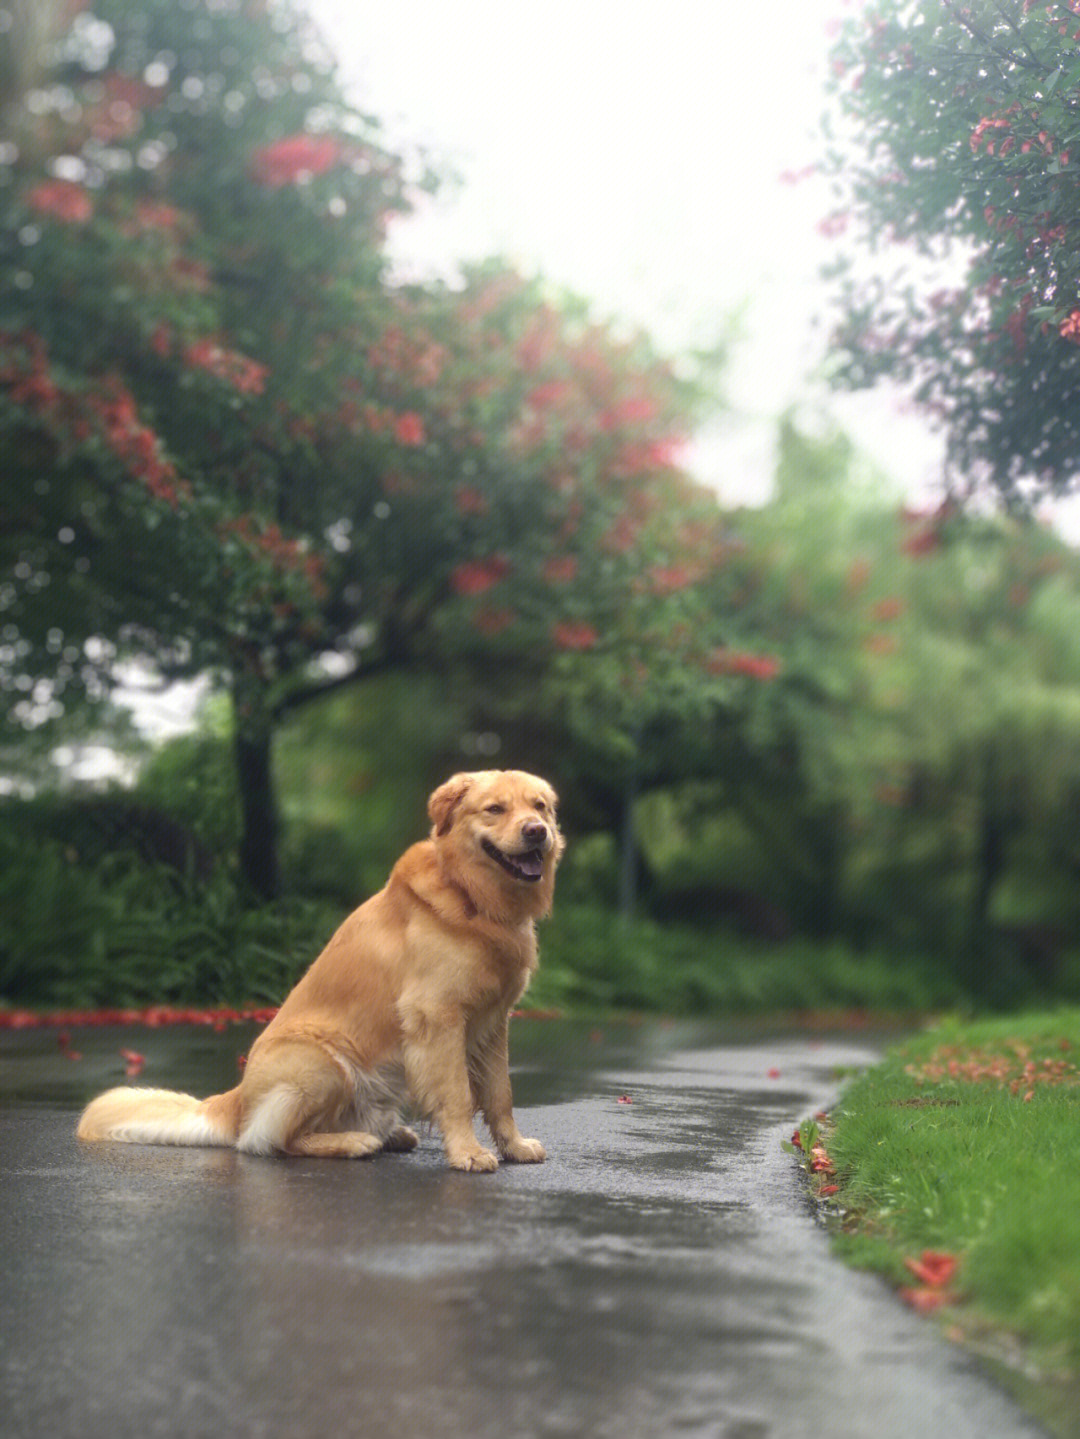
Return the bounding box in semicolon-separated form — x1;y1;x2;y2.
0;1019;1048;1439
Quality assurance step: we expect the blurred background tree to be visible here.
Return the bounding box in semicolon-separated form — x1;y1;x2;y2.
823;0;1080;505
5;0;1080;1018
0;0;740;899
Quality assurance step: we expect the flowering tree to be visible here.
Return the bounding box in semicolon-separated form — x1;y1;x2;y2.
824;0;1080;503
2;1;784;897
1;0;439;893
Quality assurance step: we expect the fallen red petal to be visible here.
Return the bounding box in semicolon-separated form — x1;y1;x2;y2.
904;1251;958;1287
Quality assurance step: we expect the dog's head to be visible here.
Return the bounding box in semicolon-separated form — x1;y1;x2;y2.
428;770;565;905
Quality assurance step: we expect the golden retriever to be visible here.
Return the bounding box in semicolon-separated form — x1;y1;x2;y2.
77;770;563;1172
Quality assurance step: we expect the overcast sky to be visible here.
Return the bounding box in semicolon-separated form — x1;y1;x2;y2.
307;0;946;508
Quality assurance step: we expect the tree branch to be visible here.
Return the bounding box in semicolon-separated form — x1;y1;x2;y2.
269;648;403;721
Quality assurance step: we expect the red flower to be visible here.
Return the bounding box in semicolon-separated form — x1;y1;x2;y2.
392;411;425;446
250;134;343;186
648;563;698;595
552;620;599;651
706;650;781;681
183;338;269;395
526;380;574;411
133;201;185;232
600;395;659;429
26;180;93;223
817;212;849;238
451;556;511;596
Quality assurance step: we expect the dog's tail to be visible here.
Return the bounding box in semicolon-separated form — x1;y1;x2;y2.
76;1085;241;1147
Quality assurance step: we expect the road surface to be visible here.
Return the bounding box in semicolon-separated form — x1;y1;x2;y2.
0;1018;1047;1438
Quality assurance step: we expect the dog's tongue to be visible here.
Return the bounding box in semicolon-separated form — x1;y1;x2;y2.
517;849;544;879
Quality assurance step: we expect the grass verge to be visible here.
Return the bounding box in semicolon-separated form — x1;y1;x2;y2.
800;1008;1080;1437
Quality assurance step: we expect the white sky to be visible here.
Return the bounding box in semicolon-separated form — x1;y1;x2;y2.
309;0;947;509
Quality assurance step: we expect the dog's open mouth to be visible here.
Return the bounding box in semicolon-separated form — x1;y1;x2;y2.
481;839;545;883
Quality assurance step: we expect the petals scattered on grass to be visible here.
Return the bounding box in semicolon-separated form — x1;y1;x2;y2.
904;1250;959;1288
904;1039;1079;1097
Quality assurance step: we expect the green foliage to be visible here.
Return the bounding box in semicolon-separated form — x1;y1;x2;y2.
824;1;1080;499
530;903;960;1016
275;670;468;898
0;810;341;1008
136;728;240;852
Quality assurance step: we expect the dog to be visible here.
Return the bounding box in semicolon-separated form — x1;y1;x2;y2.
77;770;563;1172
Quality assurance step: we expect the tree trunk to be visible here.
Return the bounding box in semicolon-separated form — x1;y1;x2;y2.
618;768;640;923
233;681;280;900
965;751;1010;1003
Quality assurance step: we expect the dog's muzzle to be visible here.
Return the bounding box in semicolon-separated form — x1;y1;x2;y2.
481;834;547;883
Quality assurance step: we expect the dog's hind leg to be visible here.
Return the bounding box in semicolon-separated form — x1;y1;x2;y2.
287;1129;384;1158
236;1039;410;1159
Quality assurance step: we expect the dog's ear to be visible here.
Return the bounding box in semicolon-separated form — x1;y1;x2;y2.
428;773;473;837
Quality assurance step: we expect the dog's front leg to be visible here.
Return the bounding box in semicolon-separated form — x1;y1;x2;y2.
474;1016;546;1164
403;1009;498;1172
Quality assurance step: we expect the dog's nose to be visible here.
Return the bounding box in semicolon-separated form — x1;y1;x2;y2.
522;821;548;847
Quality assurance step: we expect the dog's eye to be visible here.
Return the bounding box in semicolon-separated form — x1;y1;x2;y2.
484;803;506;816
533;799;547;812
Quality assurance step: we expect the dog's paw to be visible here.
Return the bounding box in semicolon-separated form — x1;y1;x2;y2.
382;1125;419;1152
448;1146;499;1173
500;1136;546;1164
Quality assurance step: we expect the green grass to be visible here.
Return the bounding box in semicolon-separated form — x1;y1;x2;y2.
819;1009;1080;1433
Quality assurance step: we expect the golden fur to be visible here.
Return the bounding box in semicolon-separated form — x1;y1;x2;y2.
77;770;564;1172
